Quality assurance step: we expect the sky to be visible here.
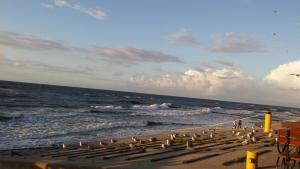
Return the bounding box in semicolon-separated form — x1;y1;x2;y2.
0;0;299;107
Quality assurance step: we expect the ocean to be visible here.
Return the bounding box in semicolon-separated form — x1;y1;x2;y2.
0;80;299;150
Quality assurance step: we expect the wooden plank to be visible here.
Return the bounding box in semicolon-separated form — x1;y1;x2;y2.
102;149;146;160
182;153;220;164
84;147;142;159
125;147;186;160
68;147;131;159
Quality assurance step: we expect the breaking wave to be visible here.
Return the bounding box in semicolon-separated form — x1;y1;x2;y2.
131;102;173;110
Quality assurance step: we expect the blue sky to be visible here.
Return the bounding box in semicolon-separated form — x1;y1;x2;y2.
0;0;299;107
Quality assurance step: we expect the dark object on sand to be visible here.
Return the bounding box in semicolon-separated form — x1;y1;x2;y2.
289;74;300;77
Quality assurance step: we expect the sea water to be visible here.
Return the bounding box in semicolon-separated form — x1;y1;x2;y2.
0;80;299;150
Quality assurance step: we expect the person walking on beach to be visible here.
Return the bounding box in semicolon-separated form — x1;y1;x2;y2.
238;119;242;128
232;120;237;129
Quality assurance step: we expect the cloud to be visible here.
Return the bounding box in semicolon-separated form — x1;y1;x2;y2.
130;61;300;107
54;0;70;7
41;3;54;9
0;30;181;64
200;60;234;69
210;32;269;53
165;28;199;46
265;60;300;90
130;67;251;97
0;31;69;51
54;0;107;21
1;56;92;75
97;46;182;64
166;29;269;53
214;60;234;67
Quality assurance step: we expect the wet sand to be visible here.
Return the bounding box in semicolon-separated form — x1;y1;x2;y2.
0;125;280;169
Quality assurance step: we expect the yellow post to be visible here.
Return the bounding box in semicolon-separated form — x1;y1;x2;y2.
246;150;257;169
264;111;272;133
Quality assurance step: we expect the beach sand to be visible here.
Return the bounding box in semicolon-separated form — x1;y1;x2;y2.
0;124;281;169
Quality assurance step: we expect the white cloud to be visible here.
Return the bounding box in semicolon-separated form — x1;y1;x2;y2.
166;29;269;53
130;62;300;107
0;30;181;64
165;28;199;46
265;60;300;90
54;0;71;7
54;0;107;21
130;67;252;97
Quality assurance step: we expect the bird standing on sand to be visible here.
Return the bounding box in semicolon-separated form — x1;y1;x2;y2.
170;134;176;140
186;140;191;148
182;133;189;137
251;136;257;143
132;137;138;142
79;141;82;147
268;132;273;138
193;133;199;138
161;143;166;149
129;143;135;149
111;139;116;144
149;137;157;142
247;132;254;139
242;139;249;145
166;139;174;146
210;132;214;139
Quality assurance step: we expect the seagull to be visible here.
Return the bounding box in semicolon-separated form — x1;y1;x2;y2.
186;140;192;148
110;138;116;144
242;139;249;145
131;137;139;142
210;132;214;139
290;74;300;77
273;10;278;14
149;137;157;142
251;136;257;143
129;143;135;149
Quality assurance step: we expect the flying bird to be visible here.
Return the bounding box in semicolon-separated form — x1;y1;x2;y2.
289;74;300;77
273;10;278;14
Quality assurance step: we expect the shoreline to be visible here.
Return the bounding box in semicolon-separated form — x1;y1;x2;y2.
0;119;264;151
0;124;280;169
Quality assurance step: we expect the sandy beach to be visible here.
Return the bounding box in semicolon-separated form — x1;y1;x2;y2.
0;124;280;169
